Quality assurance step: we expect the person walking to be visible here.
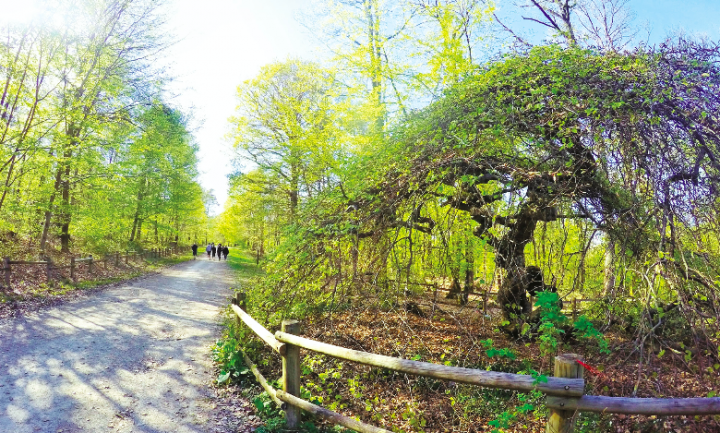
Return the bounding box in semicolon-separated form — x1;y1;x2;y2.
211;244;216;259
223;245;229;260
191;243;198;260
206;244;211;258
216;244;223;261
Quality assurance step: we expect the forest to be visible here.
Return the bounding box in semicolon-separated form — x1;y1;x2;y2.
213;1;720;432
0;0;208;264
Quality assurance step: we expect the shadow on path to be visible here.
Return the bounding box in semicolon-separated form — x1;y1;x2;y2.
0;259;236;433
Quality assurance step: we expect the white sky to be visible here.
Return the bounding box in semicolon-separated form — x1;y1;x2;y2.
163;0;316;214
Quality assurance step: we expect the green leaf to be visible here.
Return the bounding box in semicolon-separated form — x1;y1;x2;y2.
217;371;231;384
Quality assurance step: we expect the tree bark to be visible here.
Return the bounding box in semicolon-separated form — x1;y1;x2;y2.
462;233;475;305
603;237;615;296
40;162;64;251
493;205;540;320
129;180;144;242
59;160;72;252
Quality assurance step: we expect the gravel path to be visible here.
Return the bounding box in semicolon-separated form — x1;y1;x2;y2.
0;258;240;433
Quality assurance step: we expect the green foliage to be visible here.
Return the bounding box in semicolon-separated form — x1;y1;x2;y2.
535;292;567;326
480;339;517;360
488;411;515;432
0;1;207;255
573;316;610;354
211;334;251;385
535;292;566;358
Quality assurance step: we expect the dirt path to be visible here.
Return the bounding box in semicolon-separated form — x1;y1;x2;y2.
0;258;243;433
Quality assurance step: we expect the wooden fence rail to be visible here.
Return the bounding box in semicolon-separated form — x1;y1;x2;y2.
230;291;720;433
1;247;183;289
431;285;597;319
274;331;583;397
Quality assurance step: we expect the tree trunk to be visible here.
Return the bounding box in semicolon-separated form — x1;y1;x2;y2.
364;0;384;132
462;234;474;305
59;167;71;253
129;180;144;242
130;216;138;242
603;237;615;296
493;206;540;321
40;163;64;251
289;160;300;220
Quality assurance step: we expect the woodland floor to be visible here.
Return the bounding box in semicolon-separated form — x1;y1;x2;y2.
0;248;189;320
238;286;720;433
0;257;260;433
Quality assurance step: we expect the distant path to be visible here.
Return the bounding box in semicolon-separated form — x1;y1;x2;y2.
0;258;238;433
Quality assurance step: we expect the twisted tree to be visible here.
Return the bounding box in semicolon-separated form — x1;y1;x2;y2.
350;41;720;325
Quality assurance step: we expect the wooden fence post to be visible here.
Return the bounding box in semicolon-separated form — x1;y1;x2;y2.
3;257;10;288
88;255;94;274
546;353;584;433
572;298;578;322
46;257;53;283
233;292;247;311
482;290;488;313
282;319;301;429
70;257;76;281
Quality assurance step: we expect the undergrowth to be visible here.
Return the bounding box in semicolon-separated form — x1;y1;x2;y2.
212;267;618;433
0;251;193;310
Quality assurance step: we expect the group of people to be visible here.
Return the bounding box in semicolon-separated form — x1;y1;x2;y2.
190;243;230;260
207;243;229;260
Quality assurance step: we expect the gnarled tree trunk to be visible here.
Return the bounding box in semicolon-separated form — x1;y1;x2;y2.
493;205;541;321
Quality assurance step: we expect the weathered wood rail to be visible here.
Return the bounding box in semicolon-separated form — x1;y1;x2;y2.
230;291;720;432
1;246;184;289
428;284;596;320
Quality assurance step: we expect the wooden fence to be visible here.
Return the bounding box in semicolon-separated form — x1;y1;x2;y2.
230;292;720;433
429;284;595;320
1;246;183;289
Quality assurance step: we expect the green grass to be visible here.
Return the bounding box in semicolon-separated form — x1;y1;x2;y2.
226;250;262;281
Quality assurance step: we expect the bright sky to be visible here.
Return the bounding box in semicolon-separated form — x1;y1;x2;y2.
0;0;718;215
163;0;316;214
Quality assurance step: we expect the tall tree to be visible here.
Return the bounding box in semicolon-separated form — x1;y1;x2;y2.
38;0;166;252
229;60;342;219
